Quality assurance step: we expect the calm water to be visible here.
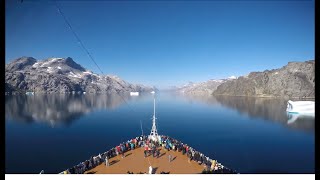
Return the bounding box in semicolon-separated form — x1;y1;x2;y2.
5;93;314;174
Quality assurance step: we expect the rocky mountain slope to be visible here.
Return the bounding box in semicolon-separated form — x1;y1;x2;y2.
213;60;314;98
5;56;155;94
176;77;236;96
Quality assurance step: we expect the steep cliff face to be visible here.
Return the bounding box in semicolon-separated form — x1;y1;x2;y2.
213;60;314;98
5;57;154;94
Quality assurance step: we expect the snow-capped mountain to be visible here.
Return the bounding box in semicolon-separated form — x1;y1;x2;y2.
5;56;155;94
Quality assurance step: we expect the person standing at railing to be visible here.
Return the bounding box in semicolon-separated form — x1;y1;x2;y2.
211;160;216;171
121;149;125;158
105;157;109;167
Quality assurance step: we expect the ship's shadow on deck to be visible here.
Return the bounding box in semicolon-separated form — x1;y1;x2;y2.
110;159;120;166
171;156;177;162
86;171;97;174
159;152;166;158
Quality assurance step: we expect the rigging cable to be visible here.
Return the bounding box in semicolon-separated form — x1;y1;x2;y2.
54;0;104;75
53;0;146;136
140;119;144;136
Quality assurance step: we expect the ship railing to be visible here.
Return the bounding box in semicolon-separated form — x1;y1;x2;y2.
59;134;236;174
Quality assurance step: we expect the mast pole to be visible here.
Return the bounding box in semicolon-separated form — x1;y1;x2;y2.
149;91;158;141
153;95;155;120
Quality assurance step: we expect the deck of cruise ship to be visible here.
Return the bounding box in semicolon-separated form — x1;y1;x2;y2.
85;147;205;174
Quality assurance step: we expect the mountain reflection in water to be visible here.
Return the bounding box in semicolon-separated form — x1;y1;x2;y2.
181;95;314;133
5;94;144;127
6;93;314;133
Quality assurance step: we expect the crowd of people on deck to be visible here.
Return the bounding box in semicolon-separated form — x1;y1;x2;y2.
60;135;236;174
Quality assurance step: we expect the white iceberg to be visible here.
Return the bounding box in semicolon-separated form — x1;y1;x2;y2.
286;100;315;115
130;92;139;96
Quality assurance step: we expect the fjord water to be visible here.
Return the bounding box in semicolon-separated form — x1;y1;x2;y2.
5;93;314;174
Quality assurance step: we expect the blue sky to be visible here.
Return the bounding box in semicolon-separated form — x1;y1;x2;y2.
5;0;314;89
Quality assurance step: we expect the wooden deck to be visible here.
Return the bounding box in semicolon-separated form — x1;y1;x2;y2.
85;147;205;174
